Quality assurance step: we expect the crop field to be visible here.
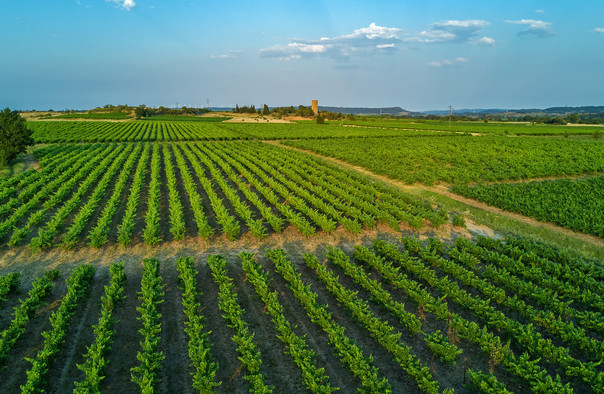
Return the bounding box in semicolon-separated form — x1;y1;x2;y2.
52;112;132;120
0;140;446;250
218;123;446;140
29;121;246;142
1;118;603;393
341;119;604;136
28;120;453;142
142;115;231;122
451;176;604;238
0;236;602;393
285;135;604;185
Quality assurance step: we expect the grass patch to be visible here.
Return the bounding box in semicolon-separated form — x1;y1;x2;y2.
410;187;604;263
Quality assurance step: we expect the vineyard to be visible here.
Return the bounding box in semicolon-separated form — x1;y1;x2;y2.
29;121;246;142
0;236;602;392
0;141;445;250
341;118;604;136
28;120;451;142
451;176;604;238
1;116;603;393
285;135;604;185
32;118;602;143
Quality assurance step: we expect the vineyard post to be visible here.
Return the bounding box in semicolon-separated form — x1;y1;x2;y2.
463;358;467;384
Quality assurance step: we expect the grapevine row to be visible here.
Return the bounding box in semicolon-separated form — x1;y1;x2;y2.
377;239;601;392
163;143;186;240
0;270;59;365
267;249;392;393
116;142;151;245
0;272;20;303
352;245;565;393
143;144;162;245
130;258;165;391
21;264;95;393
303;252;441;393
207;255;273;393
239;252;337;393
73;262;126;393
88;143;146;247
60;143;136;249
180;145;240;240
175;256;221;392
29;144;127;251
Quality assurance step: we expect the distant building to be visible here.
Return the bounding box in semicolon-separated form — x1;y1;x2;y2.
312;100;318;115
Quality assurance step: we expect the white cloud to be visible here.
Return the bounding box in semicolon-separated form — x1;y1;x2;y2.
428;57;468;68
106;0;136;10
594;27;604;33
535;9;544;13
342;23;401;40
506;19;555;38
410;20;489;44
477;36;495;45
210;50;243;59
260;22;402;61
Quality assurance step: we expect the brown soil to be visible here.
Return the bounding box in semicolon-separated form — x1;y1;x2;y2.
223;112;294;124
22;154;40;171
0;224;470;393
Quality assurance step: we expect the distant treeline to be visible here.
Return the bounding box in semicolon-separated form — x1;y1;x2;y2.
135;105;210;119
233;104;357;120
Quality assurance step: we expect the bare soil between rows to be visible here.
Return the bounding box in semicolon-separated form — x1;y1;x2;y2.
0;225;474;393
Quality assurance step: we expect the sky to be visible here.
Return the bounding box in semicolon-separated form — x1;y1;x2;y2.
1;0;604;111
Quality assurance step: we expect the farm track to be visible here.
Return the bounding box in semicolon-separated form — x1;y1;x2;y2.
269;140;604;249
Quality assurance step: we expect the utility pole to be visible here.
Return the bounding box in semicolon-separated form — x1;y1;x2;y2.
449;105;453;129
206;99;210;109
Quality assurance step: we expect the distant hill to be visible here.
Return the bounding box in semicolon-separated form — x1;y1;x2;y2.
210;105;604;117
423;106;604;116
319;106;410;116
542;106;604;114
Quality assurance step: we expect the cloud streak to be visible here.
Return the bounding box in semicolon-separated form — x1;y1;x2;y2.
259;20;494;63
428;57;468;68
260;23;401;61
409;20;490;44
506;19;555;38
210;50;243;59
106;0;135;10
594;27;604;33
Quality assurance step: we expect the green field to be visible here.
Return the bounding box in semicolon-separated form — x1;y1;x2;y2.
48;112;132;120
0;141;444;250
451;176;604;238
341;118;604;136
285;134;604;184
0;118;602;393
28;120;449;142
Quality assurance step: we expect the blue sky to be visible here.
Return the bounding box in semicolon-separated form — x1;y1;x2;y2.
1;0;604;111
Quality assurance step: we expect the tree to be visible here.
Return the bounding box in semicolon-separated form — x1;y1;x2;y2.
135;105;147;119
0;108;34;166
316;112;325;124
262;104;270;115
567;113;579;124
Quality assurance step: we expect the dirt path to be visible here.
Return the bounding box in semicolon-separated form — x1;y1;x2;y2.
267;141;604;249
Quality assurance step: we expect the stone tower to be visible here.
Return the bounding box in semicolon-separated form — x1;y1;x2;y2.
311;100;318;115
